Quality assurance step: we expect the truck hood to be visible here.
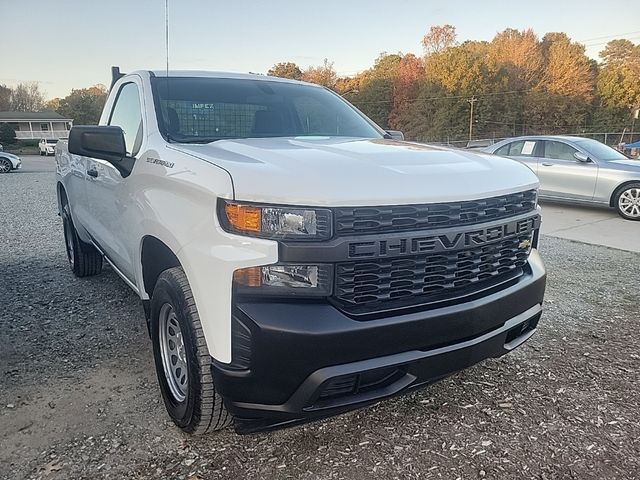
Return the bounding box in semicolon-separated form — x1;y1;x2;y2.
173;137;539;206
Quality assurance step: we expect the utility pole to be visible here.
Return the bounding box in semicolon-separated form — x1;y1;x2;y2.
630;108;639;144
468;96;477;143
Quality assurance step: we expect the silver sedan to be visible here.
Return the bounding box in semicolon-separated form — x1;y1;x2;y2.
0;151;22;173
484;135;640;220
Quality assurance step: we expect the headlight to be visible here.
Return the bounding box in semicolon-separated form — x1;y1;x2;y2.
233;264;332;297
219;200;331;240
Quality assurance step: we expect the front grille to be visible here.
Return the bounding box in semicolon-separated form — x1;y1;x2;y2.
334;190;537;235
334;232;532;314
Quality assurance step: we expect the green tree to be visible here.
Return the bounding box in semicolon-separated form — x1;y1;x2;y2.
0;123;16;144
267;62;303;80
350;78;394;128
600;39;639;67
597;40;640;110
57;85;108;125
368;53;403;80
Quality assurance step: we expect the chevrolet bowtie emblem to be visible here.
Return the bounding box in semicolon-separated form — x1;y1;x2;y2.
519;239;531;249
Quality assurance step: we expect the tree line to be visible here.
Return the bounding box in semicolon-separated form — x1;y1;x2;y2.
1;25;638;145
269;25;640;144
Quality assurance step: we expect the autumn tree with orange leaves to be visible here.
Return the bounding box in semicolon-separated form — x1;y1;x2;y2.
267;26;640;143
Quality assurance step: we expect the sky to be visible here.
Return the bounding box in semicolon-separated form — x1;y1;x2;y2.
2;0;639;100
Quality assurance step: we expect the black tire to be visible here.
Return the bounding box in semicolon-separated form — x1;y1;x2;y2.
61;202;103;276
614;182;640;221
150;267;232;434
0;158;11;173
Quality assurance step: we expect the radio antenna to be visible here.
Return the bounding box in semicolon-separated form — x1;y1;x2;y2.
165;0;169;79
164;0;172;142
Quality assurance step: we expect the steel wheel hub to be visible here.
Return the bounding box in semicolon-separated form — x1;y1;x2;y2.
619;188;640;218
159;303;188;402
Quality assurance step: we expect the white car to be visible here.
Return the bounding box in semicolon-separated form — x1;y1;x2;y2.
55;68;546;435
0;151;22;173
39;138;58;156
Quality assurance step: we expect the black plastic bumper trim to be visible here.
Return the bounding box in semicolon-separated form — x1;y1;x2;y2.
233;304;540;414
212;251;545;433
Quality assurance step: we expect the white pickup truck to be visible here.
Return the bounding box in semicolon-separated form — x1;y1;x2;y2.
55;68;546;434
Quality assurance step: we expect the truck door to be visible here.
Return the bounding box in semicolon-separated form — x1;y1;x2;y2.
85;80;144;282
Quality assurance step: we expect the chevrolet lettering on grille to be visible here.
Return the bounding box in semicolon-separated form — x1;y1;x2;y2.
347;216;539;259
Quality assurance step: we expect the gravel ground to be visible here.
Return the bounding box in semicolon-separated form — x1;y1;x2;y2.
1;161;640;479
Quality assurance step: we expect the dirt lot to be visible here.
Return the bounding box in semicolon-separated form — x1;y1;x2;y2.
1;159;640;479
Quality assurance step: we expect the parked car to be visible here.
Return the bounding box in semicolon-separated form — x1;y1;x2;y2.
485;135;640;220
56;68;546;434
0;151;22;173
39;138;58;156
466;139;495;150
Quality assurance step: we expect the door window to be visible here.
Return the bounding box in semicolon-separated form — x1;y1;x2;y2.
495;140;537;156
544;141;578;161
108;82;143;156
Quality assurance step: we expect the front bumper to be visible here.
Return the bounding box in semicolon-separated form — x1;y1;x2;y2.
213;250;546;434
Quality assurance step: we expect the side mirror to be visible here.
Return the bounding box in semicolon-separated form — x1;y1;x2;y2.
69;126;134;177
385;130;405;141
574;151;590;163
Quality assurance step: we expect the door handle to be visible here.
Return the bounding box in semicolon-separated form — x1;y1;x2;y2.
541;162;553;166
87;168;98;178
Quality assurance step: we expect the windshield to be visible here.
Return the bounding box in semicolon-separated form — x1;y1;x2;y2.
574;138;629;161
151;77;383;143
46;139;57;144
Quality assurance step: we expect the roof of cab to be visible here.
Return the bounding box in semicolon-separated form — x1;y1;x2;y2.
131;70;315;87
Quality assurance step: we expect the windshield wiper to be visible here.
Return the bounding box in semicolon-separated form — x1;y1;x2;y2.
166;135;225;144
179;137;225;144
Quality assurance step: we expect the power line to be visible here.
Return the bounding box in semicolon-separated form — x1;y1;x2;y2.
582;36;640;48
577;30;640;43
351;89;533;106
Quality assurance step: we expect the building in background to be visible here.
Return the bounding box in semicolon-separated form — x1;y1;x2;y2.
0;112;73;140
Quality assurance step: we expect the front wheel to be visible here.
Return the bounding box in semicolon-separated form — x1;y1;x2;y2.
615;183;640;221
151;267;232;434
0;158;11;173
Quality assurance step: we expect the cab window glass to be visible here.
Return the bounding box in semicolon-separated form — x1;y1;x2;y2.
544;141;578;161
108;82;143;156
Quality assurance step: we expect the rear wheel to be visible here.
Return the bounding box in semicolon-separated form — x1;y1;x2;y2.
151;267;232;434
0;158;11;173
61;203;103;276
614;183;640;221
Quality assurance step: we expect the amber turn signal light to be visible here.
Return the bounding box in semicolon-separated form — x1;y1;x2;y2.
233;267;262;287
224;203;261;233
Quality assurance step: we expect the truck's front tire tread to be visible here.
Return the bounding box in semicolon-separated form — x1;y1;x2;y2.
151;267;232;434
